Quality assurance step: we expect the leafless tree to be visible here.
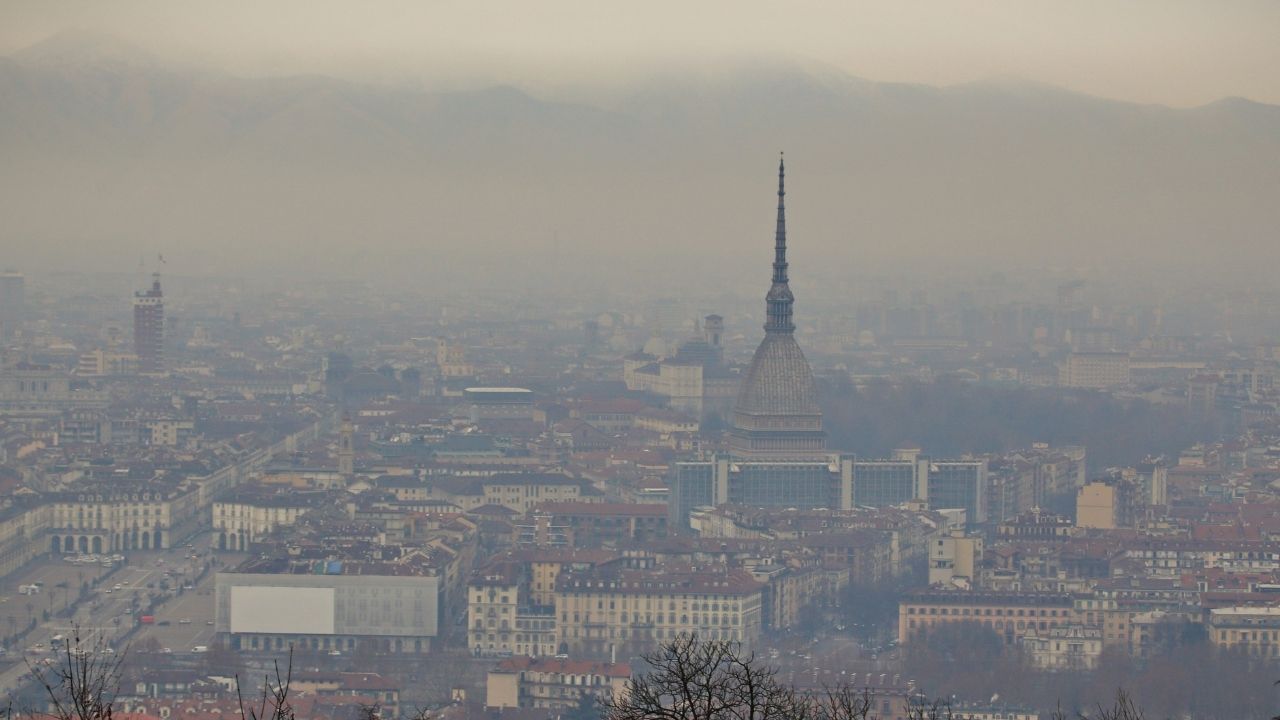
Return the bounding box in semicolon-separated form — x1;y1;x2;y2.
604;634;892;720
902;699;970;720
603;634;803;720
805;686;877;720
27;626;125;720
1045;690;1146;720
236;646;295;720
1080;691;1146;720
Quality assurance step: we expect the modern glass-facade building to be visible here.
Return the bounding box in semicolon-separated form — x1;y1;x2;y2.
671;454;987;528
927;461;988;525
670;457;854;528
850;459;927;508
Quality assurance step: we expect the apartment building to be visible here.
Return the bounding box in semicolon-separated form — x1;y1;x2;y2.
48;485;198;553
899;590;1075;646
1060;351;1131;388
412;473;604;514
1020;624;1104;670
1208;606;1280;657
213;486;324;551
555;566;765;658
468;561;523;656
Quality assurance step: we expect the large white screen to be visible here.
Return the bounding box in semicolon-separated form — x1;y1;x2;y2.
230;586;335;634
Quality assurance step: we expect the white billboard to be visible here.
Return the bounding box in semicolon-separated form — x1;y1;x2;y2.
229;585;335;635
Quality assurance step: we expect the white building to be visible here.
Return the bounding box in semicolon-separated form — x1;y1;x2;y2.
212;487;322;551
215;563;442;655
1059;351;1131;389
48;486;199;553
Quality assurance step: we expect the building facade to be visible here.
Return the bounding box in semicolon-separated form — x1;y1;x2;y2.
899;590;1075;646
1020;625;1104;670
48;486;198;553
486;657;629;711
213;488;320;551
554;567;765;658
1060;351;1130;388
1208;606;1280;657
215;566;441;655
133;273;165;375
0;364;108;418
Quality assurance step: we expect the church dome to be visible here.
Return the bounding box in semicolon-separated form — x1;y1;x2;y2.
733;333;820;419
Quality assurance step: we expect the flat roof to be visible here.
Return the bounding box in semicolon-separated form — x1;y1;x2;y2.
1211;606;1280;616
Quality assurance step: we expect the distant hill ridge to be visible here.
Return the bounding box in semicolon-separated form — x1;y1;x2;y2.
2;30;1277;279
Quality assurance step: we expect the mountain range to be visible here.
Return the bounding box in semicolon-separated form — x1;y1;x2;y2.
2;31;1277;285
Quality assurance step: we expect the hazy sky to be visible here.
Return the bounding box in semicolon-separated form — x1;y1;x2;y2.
2;0;1278;106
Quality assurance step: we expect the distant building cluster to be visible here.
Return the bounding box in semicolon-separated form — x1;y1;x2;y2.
5;159;1280;719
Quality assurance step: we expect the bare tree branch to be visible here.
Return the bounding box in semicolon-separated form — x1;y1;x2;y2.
27;625;125;720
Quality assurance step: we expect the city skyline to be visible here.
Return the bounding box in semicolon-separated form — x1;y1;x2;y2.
2;6;1279;719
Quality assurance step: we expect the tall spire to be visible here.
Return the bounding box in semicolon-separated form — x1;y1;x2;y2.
774;154;787;285
764;153;795;334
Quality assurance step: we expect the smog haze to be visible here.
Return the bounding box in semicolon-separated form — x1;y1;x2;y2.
1;1;1278;289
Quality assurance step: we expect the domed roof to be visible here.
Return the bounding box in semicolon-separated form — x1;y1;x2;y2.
733;333;820;418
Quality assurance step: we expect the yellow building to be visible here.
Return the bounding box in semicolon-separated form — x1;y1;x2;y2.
436;340;473;377
1209;606;1280;657
899;590;1075;646
928;528;983;587
482;475;603;513
75;349;138;377
1076;481;1117;529
520;549;618;607
634;408;700;435
486;657;629;710
468;562;522;656
418;473;602;514
555;567;764;658
468;550;622;657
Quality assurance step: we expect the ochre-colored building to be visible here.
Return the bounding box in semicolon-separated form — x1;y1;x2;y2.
555;567;764;658
899;590;1075;646
486;657;629;710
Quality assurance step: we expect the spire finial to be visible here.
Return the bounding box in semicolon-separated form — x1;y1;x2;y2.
778;152;785;195
765;154;795;334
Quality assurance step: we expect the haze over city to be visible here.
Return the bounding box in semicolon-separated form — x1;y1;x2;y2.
3;4;1280;720
1;0;1279;286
